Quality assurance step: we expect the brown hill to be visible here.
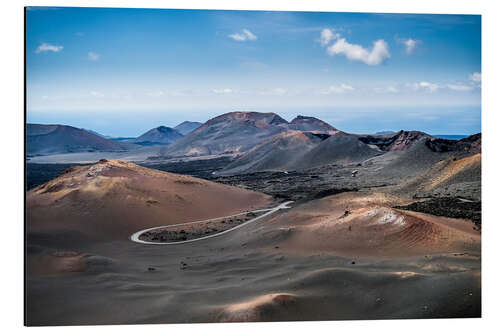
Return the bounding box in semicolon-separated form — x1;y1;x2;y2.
243;191;480;257
367;133;481;190
399;153;481;200
420;154;481;192
133;126;183;145
218;131;327;175
426;133;481;155
219;131;382;175
27;124;125;155
26;160;272;242
294;132;381;169
159;112;343;158
288;115;337;132
160;112;289;157
173;121;203;135
358;130;432;151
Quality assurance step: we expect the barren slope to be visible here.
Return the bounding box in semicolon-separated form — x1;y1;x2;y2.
399;153;481;200
133;126;183;145
288;115;337;132
174;121;203;135
218;131;327;175
27;124;126;155
234;191;480;258
26;159;273;242
294;132;381;169
26;191;480;325
160;112;289;157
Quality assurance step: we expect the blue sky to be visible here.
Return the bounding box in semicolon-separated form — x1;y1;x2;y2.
26;7;481;136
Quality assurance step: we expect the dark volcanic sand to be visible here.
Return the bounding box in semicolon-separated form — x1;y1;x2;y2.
26;189;481;325
25;157;481;325
139;211;265;243
26;226;480;325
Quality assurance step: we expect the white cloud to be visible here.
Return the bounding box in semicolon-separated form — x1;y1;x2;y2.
88;52;100;61
447;84;473;91
212;88;233;94
407;81;440;93
35;43;63;53
228;34;246;41
327;38;390;66
319;28;339;46
243;29;257;40
402;38;418;54
320;84;354;94
419;82;439;92
469;72;481;82
228;29;257;42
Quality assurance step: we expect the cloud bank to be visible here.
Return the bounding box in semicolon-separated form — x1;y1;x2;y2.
228;29;257;41
35;43;63;53
402;38;418;54
447;84;473;91
320;84;354;94
319;28;339;46
212;88;233;94
326;38;390;65
88;52;100;61
407;81;440;92
469;72;481;83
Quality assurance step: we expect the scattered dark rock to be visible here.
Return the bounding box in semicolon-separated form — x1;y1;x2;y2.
394;197;481;230
42;182;65;193
312;188;358;200
425;133;481;155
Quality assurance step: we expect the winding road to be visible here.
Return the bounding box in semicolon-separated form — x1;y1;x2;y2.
130;201;294;245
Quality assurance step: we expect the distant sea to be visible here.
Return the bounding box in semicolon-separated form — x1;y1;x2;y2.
433;135;469;140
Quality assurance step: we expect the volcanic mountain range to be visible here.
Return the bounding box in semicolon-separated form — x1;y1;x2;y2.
159;112;339;157
27;111;481;178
